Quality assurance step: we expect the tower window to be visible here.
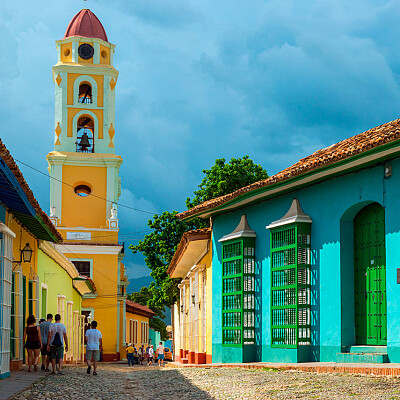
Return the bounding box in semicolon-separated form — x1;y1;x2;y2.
71;261;91;277
78;83;92;104
76;116;94;153
74;185;91;197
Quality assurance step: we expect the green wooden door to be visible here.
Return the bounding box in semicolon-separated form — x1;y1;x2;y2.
354;203;387;345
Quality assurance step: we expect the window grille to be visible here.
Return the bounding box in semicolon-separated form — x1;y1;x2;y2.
270;224;311;348
222;238;255;347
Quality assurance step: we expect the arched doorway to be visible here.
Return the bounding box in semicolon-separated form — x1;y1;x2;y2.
354;202;387;345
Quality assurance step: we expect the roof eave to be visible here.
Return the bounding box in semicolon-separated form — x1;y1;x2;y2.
179;140;400;221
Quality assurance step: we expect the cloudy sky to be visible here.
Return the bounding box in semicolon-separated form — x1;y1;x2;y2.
1;0;400;279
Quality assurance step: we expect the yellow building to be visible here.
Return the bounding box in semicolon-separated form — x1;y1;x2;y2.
125;300;154;352
0;139;91;377
46;9;128;361
168;228;212;364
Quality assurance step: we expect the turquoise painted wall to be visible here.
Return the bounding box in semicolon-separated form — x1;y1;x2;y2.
149;328;161;346
212;159;400;363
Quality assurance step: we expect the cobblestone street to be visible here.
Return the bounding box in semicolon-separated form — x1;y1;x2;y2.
9;364;400;400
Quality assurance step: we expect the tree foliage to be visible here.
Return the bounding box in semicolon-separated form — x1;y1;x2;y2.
186;155;268;209
129;211;196;307
128;156;268;332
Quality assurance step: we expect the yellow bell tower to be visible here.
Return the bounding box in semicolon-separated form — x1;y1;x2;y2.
47;9;128;361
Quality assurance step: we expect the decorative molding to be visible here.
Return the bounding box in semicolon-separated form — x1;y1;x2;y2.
39;241;79;279
55;243;123;255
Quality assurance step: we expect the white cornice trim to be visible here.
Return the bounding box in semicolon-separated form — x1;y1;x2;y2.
39;241;79;279
55;36;116;49
266;216;313;230
0;223;16;239
57;226;118;232
46;152;122;168
53;64;118;78
54;243;123;255
218;231;257;242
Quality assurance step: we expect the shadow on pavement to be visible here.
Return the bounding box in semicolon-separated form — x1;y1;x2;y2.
126;367;215;399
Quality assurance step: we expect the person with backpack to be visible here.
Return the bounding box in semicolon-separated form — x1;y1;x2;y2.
47;314;68;375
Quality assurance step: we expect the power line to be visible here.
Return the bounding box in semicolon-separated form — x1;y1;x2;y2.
14;158;157;215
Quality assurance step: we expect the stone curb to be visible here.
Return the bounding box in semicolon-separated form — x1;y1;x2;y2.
166;362;400;377
7;375;47;400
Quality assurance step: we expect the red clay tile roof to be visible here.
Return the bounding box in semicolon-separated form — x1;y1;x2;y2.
167;228;211;276
126;300;155;319
0;139;62;242
64;9;108;42
178;118;400;220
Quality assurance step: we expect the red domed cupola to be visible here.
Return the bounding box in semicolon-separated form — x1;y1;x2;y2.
64;9;108;42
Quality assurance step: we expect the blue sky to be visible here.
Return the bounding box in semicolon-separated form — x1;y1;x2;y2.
1;0;400;278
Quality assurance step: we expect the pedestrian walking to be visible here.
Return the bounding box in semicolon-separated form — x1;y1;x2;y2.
157;342;165;367
23;315;42;372
138;344;145;365
47;314;68;375
147;345;154;366
39;314;53;372
85;320;102;376
126;343;134;366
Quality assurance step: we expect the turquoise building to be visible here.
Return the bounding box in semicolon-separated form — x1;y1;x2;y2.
178;119;400;364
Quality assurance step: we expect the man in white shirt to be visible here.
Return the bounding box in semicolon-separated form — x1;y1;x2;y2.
157;342;165;366
85;320;102;376
47;314;68;375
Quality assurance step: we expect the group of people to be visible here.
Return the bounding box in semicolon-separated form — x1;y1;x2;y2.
23;314;103;376
125;342;165;367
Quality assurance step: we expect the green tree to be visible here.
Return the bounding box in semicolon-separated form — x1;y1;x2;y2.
129;156;268;312
186;155;268;209
129;211;197;307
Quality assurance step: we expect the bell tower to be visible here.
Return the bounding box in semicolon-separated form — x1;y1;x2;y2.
47;9;128;361
48;8;121;229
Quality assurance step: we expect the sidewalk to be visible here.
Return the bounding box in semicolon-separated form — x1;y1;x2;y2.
167;361;400;376
0;370;45;400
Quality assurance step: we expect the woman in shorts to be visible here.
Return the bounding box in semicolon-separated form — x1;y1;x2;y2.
23;315;42;372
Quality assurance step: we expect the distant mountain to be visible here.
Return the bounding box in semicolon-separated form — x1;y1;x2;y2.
127;275;153;293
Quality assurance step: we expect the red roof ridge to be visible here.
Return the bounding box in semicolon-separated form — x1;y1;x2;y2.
126;300;155;318
178;118;400;220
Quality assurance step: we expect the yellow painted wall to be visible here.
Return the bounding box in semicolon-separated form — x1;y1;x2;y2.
204;245;212;358
8;214;39;320
67;73;104;107
99;44;110;65
61;164;107;228
60;43;73;63
125;311;150;347
66;253;119;356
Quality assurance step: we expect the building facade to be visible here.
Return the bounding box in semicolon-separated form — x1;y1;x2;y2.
179;119;400;364
46;9;128;361
0;140;90;378
168;229;212;364
125;300;154;352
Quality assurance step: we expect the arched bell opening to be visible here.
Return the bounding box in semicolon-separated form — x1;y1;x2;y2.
78;82;92;104
76;116;94;153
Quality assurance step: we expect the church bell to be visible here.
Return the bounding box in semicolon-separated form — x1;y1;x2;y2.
78;131;91;150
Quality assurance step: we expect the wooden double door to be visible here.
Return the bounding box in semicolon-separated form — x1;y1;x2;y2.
354;203;387;345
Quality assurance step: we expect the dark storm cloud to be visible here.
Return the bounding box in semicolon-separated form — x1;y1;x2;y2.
1;0;400;276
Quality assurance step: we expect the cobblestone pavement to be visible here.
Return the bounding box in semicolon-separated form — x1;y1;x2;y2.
9;364;400;400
